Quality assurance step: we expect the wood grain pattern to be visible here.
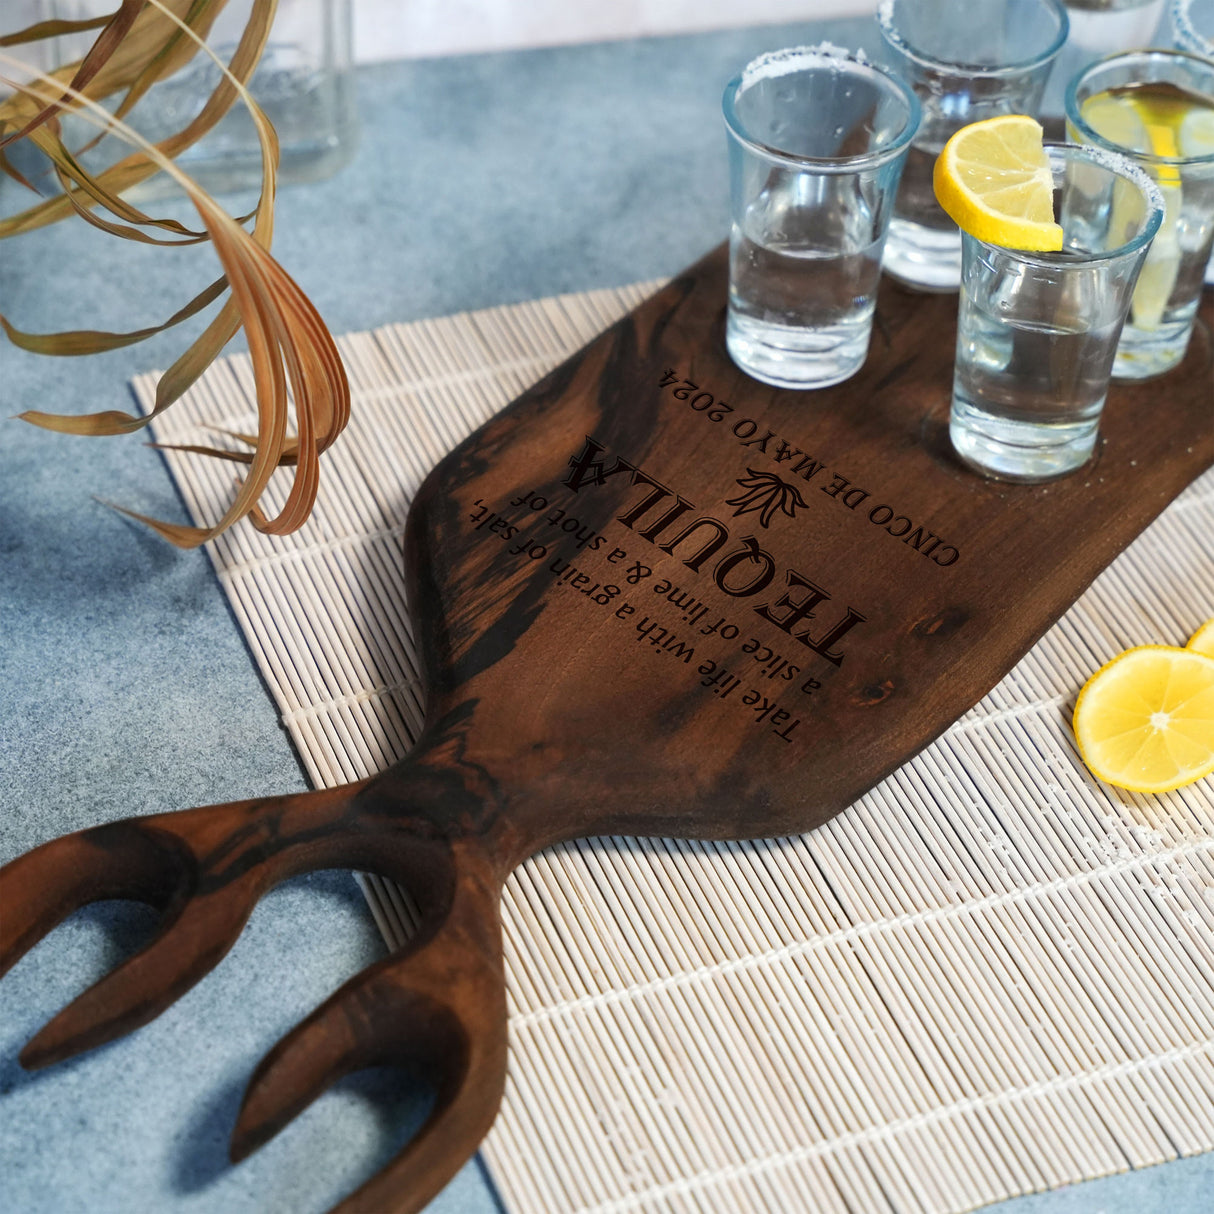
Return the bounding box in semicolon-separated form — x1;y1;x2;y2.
3;244;1212;1213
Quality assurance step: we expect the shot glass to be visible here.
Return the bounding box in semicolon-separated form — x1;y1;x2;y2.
1172;0;1214;56
1170;0;1214;284
950;143;1163;482
876;0;1069;292
1066;50;1214;378
722;45;920;390
1044;0;1167;115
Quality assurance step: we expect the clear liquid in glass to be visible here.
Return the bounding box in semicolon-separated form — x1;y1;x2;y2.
951;281;1123;480
727;230;882;390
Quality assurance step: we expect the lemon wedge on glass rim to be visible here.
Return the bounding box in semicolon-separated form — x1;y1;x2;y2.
932;114;1063;251
1073;645;1214;793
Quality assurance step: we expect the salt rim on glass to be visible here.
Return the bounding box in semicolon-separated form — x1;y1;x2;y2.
876;0;1069;74
1172;0;1214;57
727;42;920;169
1047;140;1166;259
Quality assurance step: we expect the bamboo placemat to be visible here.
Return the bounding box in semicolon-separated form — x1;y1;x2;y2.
134;285;1214;1214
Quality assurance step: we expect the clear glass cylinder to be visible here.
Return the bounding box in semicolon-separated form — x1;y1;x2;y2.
722;45;920;390
14;0;358;197
1043;0;1169;114
1171;0;1214;54
1065;49;1214;378
876;0;1070;293
1169;0;1214;285
949;144;1163;482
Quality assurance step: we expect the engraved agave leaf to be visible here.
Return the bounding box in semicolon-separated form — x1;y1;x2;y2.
726;470;808;528
0;0;349;546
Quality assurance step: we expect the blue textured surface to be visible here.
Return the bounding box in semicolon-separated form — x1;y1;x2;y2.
1;15;1209;1214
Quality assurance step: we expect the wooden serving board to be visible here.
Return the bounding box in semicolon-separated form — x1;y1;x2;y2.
2;244;1212;1214
404;244;1212;852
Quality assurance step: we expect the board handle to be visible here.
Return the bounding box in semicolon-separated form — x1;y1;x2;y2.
0;771;509;1214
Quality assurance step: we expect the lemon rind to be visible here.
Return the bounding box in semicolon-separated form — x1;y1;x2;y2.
1188;617;1214;658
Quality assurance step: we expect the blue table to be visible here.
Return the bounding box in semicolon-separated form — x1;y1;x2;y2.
1;15;1209;1213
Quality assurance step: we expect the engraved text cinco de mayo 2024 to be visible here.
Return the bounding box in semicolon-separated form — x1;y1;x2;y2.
464;367;961;747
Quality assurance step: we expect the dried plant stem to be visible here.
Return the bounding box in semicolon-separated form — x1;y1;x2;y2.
0;0;348;546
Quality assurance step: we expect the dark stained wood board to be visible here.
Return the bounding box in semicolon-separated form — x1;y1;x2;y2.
403;242;1213;858
2;243;1211;1214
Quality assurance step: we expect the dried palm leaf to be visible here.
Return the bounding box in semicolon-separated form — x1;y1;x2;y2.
0;2;243;225
0;0;348;546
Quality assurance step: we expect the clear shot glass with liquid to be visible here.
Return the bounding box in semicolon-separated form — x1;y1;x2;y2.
1066;49;1214;377
1171;0;1214;54
876;0;1069;292
722;45;920;390
1170;0;1214;285
1043;0;1168;116
949;144;1163;482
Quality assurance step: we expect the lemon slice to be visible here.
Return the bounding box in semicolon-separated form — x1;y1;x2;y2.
1128;182;1182;328
1188;618;1214;658
1073;645;1214;793
932;115;1063;251
1179;107;1214;158
1080;90;1183;328
1080;94;1154;155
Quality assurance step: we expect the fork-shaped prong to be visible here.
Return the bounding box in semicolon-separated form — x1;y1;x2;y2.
0;818;192;982
18;868;264;1068
230;839;507;1214
0;765;511;1213
2;784;369;1066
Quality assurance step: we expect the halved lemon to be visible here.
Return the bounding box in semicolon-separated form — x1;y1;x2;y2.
1188;618;1214;658
1073;645;1214;793
932;115;1063;251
